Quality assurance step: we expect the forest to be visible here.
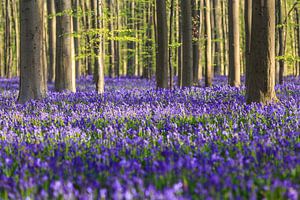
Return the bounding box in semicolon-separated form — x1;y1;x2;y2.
0;0;299;199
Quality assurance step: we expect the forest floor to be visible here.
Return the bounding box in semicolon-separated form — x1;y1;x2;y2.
0;76;299;199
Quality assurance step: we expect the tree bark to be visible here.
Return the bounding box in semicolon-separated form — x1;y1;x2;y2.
55;0;76;92
295;7;300;76
213;0;223;76
73;0;81;79
127;1;135;76
12;0;20;77
156;0;169;89
143;1;153;79
198;0;203;81
181;0;193;87
204;0;212;87
85;1;93;76
18;0;46;103
169;0;174;89
177;1;183;88
228;0;240;87
246;0;277;104
276;0;285;84
47;0;56;83
107;0;116;78
4;0;12;78
192;0;200;84
94;0;105;94
245;0;252;88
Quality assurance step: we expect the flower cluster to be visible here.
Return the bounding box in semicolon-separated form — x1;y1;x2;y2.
0;76;299;199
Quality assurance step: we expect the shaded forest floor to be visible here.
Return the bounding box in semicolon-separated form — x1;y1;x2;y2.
0;76;299;199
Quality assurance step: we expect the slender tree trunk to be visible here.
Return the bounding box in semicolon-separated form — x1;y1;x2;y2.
127;1;135;76
42;1;48;89
169;0;174;89
47;0;56;83
204;0;212;87
55;0;76;92
213;0;223;76
210;0;215;75
0;17;3;76
18;0;46;103
228;0;240;87
85;1;93;76
246;0;277;104
221;0;229;76
0;1;4;77
198;0;203;81
177;1;183;87
181;0;193;87
107;0;116;78
245;0;252;88
276;0;285;84
114;0;120;77
73;0;81;79
12;0;20;77
295;7;300;77
156;0;168;89
192;0;200;84
143;2;153;79
4;0;12;78
94;0;105;94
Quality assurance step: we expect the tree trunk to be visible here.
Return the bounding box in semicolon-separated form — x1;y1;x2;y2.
276;0;285;84
4;0;12;78
107;0;116;78
177;1;182;88
228;0;240;87
156;0;168;89
221;0;229;76
246;0;277;104
55;0;76;92
204;0;212;87
198;0;203;81
85;1;93;76
213;0;223;76
12;0;20;77
0;1;4;77
114;0;120;77
94;0;105;94
143;1;153;79
210;0;215;75
245;0;252;88
73;0;81;79
295;7;300;76
169;0;174;89
192;0;200;84
181;0;193;87
47;0;56;83
18;0;46;103
127;1;135;76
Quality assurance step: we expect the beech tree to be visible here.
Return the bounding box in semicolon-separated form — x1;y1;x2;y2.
47;0;56;83
228;0;240;87
156;0;168;89
192;0;200;84
181;0;193;87
204;0;212;87
55;0;76;92
276;0;285;84
18;0;46;103
246;0;277;104
93;0;105;94
244;0;252;89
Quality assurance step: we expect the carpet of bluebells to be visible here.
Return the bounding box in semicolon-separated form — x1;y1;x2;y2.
0;76;299;200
